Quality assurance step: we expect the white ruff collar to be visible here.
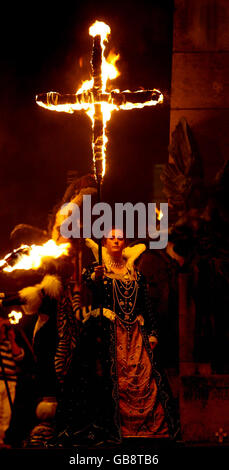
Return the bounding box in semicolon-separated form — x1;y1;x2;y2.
85;238;146;274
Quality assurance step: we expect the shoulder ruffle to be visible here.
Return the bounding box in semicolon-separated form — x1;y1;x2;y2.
85;238;146;274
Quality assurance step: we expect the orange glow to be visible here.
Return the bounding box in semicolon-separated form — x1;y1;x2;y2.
0;239;70;272
8;311;23;325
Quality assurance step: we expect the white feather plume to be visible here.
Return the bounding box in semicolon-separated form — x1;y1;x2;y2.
19;286;43;315
40;274;62;299
19;274;62;315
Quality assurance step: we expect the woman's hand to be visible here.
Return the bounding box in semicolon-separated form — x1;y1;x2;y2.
94;265;105;281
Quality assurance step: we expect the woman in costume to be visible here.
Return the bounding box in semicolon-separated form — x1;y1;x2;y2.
55;228;179;445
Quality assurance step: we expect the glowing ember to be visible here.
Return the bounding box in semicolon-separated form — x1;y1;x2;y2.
8;311;23;325
36;20;163;182
0;239;70;272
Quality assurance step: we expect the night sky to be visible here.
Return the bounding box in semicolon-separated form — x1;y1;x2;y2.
0;0;173;254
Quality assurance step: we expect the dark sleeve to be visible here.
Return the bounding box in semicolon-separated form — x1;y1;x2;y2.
140;273;159;339
1;294;24;307
82;263;102;307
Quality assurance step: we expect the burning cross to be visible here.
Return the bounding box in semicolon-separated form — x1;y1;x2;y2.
36;21;163;183
215;427;227;443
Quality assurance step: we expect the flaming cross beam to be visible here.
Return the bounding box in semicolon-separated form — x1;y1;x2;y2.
36;21;163;183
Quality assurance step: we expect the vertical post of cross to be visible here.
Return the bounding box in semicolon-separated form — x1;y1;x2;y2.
91;34;103;323
91;34;104;186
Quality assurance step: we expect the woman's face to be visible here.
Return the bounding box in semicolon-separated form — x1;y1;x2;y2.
105;229;125;258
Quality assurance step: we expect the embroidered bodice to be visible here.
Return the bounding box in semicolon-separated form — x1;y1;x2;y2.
82;263;158;338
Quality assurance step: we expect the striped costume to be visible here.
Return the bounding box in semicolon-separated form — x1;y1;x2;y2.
0;339;24;444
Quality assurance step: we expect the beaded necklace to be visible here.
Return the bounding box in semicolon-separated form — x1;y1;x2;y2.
113;279;138;315
112;273;139;351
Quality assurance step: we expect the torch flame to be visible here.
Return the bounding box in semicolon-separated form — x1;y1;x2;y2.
8;311;23;325
156;207;163;221
0;239;70;273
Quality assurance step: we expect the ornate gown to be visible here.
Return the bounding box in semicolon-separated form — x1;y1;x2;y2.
54;261;179;444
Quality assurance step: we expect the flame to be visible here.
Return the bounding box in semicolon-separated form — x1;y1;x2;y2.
156;207;163;220
0;239;70;272
8;311;23;325
104;51;120;82
118;89;163;110
90;20;110;93
89;20;110;40
88;22;121;177
36;20;163;180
